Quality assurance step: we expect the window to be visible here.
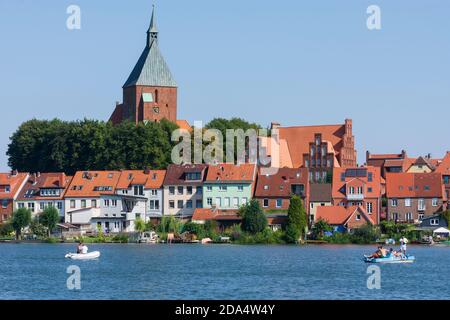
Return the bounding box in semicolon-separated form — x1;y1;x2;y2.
111;200;117;207
444;176;450;184
187;186;193;195
207;198;213;206
349;187;355;194
430;219;439;226
340;173;345;182
424;185;430;190
18;203;25;209
406;212;413;221
177;186;184;195
276;199;282;208
367;187;372;193
134;185;144;196
327;159;331;167
224;198;230;207
177;200;184;209
219;185;227;192
104;199;110;207
391;199;398;207
356;214;361;221
196;186;202;194
418;198;425;210
315;172;320;181
185;172;201;181
237;186;244;192
186;200;193;209
215;197;222;207
263;185;269;190
432;198;438;207
81;200;86;208
70;200;75;209
169;186;175;195
242;197;248;205
368;172;373;182
206;186;212;192
57;202;62;210
92;199;97;208
366;202;373;214
28;202;35;212
357;186;363;194
196;199;202;208
418;214;424;221
5;186;10;193
169;200;175;209
391;213;399;221
263;199;269;207
405;198;411;207
151;189;157;196
305;160;309;167
233;197;239;207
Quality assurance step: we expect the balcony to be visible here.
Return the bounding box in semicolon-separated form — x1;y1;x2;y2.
346;194;364;201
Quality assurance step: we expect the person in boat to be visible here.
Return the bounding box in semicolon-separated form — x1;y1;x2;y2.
367;246;387;259
399;236;409;256
76;242;83;254
81;243;88;254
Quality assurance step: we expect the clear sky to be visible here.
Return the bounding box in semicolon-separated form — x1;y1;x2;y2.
0;0;449;171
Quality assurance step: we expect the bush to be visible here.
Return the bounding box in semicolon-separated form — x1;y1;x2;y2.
234;228;285;245
328;232;352;244
0;222;14;237
350;225;380;244
240;200;267;234
30;219;48;239
157;216;183;234
182;222;206;239
112;234;129;243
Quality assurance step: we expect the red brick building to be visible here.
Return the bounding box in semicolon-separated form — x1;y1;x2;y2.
254;167;309;212
110;6;178;125
315;206;374;232
435;151;450;205
385;172;447;223
332;166;382;224
0;171;29;223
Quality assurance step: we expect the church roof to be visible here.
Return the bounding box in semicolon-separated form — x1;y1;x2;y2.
123;6;177;88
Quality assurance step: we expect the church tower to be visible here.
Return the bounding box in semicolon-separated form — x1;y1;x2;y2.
110;5;178;124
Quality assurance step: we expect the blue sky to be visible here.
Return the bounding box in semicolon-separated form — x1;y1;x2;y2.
0;0;449;171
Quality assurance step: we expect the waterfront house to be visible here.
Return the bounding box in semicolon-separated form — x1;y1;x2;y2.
15;172;72;220
163;164;207;219
308;183;332;224
385;172;447;223
0;171;29;224
332;166;382;225
406;156;436;173
64;171;127;232
203;163;256;210
261;119;356;182
115;169;166;223
254;167;309;213
435;151;450;206
315;205;374;233
419;213;448;230
192;208;241;231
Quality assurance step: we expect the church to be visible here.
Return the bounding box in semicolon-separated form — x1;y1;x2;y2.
109;6;188;130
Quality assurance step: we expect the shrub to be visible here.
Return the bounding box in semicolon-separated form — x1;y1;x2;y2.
240;199;267;234
182;222;206;239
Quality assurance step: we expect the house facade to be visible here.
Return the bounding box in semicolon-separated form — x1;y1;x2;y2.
386;172;447;223
15;172;72;219
315;205;374;233
436;152;450;205
332;166;382;224
163;164;207;218
203;163;256;210
308;183;333;224
254;167;309;212
0;171;29;223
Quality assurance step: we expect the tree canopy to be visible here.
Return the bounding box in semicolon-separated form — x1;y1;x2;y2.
40;207;61;236
7;118;178;175
239;199;267;234
285;195;308;243
12;208;32;240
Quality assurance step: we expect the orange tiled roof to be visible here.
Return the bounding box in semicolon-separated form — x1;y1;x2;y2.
116;170;166;189
65;171;121;198
332;166;382;199
368;153;404;160
255;167;309;198
435;152;450;175
385;172;444;198
176;120;192;132
17;173;72;201
316;205;374;225
205;163;256;183
0;172;28;200
192;208;241;221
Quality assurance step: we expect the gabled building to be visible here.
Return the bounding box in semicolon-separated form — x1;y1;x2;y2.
163;164;207;218
315;205;374;233
203;163;257;210
115;169;166;222
254;167;309;212
435;152;450;204
261;119;356;182
406;156;435;173
0;171;29;223
308;183;333;224
385;172;447;223
109;6;178;125
332;166;382;224
15;172;72;219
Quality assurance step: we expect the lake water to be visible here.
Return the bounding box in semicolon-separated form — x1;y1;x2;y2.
0;243;449;300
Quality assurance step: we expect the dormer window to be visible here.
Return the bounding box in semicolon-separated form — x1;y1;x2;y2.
185;172;201;181
264;185;269;190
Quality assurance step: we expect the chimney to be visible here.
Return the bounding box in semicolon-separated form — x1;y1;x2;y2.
401;150;407;159
270;122;281;130
366;150;370;161
59;173;65;187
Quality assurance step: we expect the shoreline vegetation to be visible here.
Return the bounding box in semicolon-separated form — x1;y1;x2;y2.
1;199;444;246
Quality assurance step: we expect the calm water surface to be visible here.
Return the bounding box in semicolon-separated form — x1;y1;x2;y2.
0;243;449;300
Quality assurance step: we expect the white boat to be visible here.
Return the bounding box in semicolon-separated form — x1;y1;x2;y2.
65;251;101;260
138;231;158;244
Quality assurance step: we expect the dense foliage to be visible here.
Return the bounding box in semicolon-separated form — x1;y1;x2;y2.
7;119;178;174
12;208;32;240
40;207;61;236
285;195;308;243
239;199;268;234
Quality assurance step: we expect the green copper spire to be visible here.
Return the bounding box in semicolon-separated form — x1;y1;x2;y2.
147;5;158;47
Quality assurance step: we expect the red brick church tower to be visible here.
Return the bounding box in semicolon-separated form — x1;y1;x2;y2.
110;6;178;124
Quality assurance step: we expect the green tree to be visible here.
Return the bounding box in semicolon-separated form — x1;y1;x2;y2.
30;218;48;238
0;222;14;237
135;218;146;235
12;208;32;240
40;207;61;236
311;219;333;240
239;199;267;234
285;195;308;243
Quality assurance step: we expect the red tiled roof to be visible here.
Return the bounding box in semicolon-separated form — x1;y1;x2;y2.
368;153;404;160
436;152;450;175
316;205;374;225
192;208;241;221
65;171;121;198
116;170;166;189
254;167;308;198
386;172;444;198
109;104;124;125
205;163;256;183
163;164;207;186
176;120;192;132
17;173;72;201
332;166;382;199
0;172;28;200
